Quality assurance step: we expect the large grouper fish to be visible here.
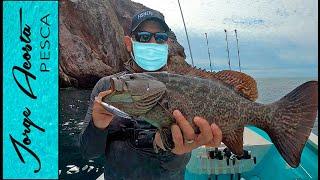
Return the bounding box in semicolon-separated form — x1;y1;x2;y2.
102;72;318;168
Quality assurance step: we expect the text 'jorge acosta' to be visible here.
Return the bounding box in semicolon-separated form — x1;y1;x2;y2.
9;7;52;174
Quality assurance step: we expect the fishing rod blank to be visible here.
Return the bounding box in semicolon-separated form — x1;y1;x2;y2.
205;33;213;72
224;29;231;70
177;0;194;67
235;29;241;72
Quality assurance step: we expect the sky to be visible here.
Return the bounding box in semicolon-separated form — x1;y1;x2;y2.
132;0;318;78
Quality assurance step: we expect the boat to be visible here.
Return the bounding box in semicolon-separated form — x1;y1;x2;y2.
184;127;318;180
96;127;318;180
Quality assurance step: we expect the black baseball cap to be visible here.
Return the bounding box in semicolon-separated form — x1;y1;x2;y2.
130;9;170;34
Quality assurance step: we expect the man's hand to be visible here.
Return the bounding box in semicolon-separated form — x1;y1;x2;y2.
154;110;222;155
92;89;114;129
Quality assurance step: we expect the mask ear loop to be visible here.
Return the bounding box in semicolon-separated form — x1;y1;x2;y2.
130;38;136;61
129;39;145;73
130;52;135;61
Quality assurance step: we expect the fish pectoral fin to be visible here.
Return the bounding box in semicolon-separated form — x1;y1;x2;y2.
214;70;258;101
222;126;244;156
160;128;174;150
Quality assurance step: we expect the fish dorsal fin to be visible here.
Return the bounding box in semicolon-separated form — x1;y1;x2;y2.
223;127;244;156
167;63;258;101
214;70;258;101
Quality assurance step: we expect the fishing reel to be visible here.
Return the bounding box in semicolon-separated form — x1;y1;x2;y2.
208;148;224;160
106;117;158;149
132;128;157;148
224;148;257;166
129;119;157;149
207;148;257;166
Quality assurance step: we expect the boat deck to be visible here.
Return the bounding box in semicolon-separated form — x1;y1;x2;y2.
97;128;318;180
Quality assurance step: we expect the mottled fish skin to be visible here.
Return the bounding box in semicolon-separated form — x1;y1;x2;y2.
141;72;262;130
103;72;318;168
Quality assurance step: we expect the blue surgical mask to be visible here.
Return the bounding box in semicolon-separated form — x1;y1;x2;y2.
131;39;168;71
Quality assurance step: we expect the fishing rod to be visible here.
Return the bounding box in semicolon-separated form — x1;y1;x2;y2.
224;29;231;70
177;0;194;67
235;29;242;72
205;33;213;72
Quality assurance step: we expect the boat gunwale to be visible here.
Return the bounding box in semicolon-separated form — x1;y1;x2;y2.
307;132;318;152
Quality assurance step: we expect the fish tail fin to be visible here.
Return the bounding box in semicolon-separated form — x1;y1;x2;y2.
265;81;318;167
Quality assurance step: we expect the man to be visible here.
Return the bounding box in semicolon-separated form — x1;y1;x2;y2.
79;9;222;179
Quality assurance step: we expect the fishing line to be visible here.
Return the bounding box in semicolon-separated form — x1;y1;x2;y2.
299;164;312;178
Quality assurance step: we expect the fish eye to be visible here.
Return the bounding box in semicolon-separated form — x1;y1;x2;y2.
129;75;134;80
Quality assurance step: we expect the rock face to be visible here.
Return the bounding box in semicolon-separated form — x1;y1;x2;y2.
59;0;186;88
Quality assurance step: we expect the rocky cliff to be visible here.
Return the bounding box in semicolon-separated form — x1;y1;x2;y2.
59;0;186;88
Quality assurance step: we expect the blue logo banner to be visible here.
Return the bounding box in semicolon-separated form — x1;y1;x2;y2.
3;1;58;179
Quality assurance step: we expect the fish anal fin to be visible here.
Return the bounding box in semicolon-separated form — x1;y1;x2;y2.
222;127;244;156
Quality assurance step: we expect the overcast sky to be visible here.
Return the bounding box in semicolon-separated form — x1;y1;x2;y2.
132;0;318;78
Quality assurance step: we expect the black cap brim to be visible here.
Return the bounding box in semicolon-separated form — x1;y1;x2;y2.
131;17;170;33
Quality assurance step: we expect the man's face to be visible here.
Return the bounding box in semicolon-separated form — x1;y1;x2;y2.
123;20;169;72
132;20;168;44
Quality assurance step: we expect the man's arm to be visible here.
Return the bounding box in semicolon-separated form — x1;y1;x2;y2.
79;77;112;159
